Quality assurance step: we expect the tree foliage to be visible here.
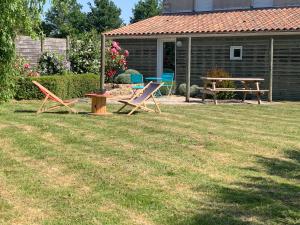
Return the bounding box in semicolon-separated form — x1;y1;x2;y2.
130;0;162;24
87;0;123;33
0;0;46;101
42;0;87;37
69;31;101;74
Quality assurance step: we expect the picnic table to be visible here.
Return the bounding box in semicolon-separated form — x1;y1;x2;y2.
200;77;269;105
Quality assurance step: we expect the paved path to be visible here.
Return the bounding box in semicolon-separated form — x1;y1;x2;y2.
79;95;276;105
104;96;276;105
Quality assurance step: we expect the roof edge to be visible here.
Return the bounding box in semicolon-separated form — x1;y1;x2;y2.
105;30;300;39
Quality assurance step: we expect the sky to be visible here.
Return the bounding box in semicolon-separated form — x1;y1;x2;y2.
44;0;139;24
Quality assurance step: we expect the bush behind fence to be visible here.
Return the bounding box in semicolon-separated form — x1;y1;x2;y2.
16;35;69;67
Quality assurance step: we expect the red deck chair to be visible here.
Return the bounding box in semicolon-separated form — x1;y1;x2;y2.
32;81;78;114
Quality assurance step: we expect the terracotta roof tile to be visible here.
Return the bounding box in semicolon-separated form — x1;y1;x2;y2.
105;7;300;36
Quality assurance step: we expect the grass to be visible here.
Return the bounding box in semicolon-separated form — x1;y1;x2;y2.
0;101;299;225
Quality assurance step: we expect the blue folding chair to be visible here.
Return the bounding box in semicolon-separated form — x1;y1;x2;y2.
161;73;175;96
131;74;144;94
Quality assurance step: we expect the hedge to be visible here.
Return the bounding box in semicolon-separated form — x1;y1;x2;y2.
15;73;100;100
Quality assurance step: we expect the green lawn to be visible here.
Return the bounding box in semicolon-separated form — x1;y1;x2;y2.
0;101;299;225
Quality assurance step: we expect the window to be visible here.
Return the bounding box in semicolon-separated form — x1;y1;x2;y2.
230;46;243;61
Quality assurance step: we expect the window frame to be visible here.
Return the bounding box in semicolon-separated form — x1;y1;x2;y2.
230;46;243;61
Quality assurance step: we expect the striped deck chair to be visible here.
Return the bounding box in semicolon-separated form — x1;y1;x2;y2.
32;81;78;114
117;82;163;115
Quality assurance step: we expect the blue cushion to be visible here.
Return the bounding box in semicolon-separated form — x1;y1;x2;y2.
132;85;144;89
161;73;174;82
131;74;144;84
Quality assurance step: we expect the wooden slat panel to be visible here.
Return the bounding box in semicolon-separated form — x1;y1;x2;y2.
274;0;300;7
164;0;194;13
15;36;41;66
213;0;251;9
44;38;67;56
189;37;270;90
176;38;189;85
273;36;300;100
15;35;67;67
117;39;157;77
118;35;300;101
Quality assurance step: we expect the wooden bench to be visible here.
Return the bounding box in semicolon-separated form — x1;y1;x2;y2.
200;77;269;105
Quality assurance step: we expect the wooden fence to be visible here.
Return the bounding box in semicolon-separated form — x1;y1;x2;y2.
15;36;69;66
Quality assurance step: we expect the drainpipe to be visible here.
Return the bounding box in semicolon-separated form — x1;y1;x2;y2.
186;37;192;102
269;37;274;102
100;34;106;93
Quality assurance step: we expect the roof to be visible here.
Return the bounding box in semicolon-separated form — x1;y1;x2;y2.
104;7;300;37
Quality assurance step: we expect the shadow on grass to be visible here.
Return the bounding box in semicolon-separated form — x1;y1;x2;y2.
14;109;139;116
113;111;141;115
257;150;300;180
14;110;89;115
176;149;300;225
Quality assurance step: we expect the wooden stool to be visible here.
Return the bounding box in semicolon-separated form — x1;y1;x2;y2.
85;93;112;116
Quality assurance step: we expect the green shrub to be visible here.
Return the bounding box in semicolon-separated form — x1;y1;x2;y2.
15;73;99;100
113;69;142;84
124;69;140;75
38;51;69;75
205;68;235;99
114;73;132;84
178;83;200;97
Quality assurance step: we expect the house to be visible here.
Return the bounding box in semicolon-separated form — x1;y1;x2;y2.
104;0;300;101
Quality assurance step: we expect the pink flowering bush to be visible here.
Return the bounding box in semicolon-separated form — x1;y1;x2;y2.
105;41;129;82
15;57;40;77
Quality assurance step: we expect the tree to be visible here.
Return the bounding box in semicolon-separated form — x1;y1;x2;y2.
0;0;46;101
87;0;123;33
130;0;162;24
43;0;87;37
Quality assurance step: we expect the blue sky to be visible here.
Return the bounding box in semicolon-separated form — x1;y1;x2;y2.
44;0;139;24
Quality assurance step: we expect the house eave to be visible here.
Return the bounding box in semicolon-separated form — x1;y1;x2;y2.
105;31;300;40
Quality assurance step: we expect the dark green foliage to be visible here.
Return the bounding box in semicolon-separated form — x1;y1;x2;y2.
124;69;141;75
114;73;131;84
38;52;68;75
42;0;88;37
69;31;101;74
178;83;200;97
0;0;45;102
205;68;236;100
15;73;99;100
0;64;16;102
87;0;123;33
130;0;162;24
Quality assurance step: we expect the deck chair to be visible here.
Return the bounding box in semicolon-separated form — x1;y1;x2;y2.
117;82;163;115
161;73;175;96
32;81;78;114
131;74;144;93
